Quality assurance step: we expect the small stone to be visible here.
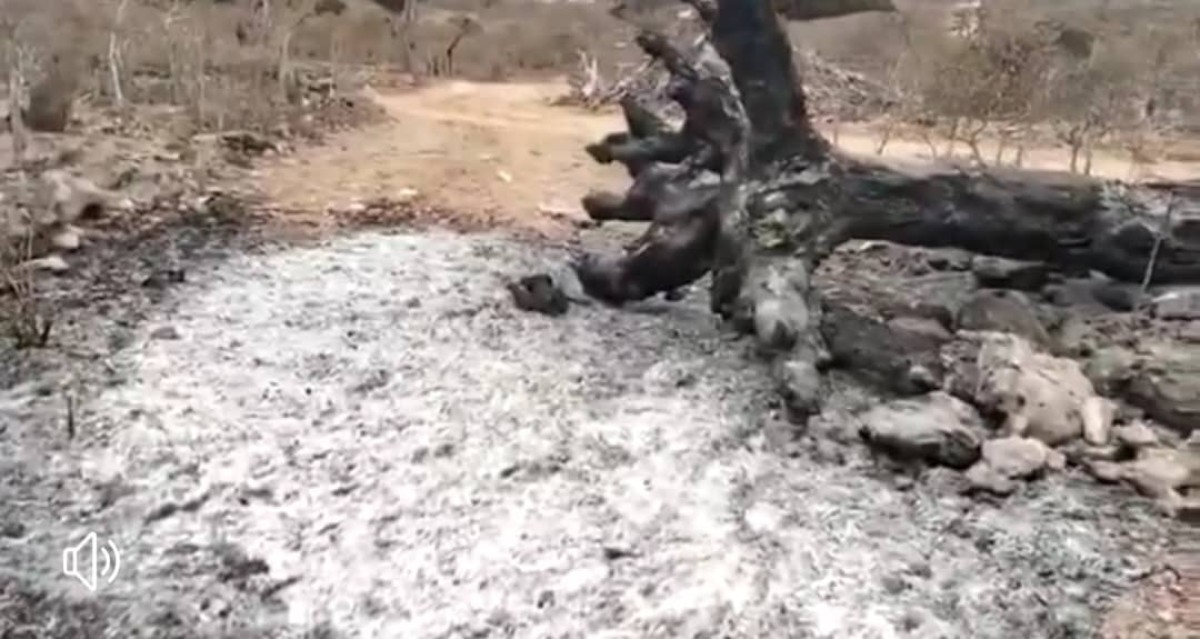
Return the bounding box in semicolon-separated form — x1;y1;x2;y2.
1082;347;1136;396
1062;441;1123;464
1084;460;1125;483
1081;396;1116;445
926;249;972;272
1123;448;1197;497
0;520;26;538
50;225;82;251
1046;448;1067;472
150;326;181;340
1149;287;1200;320
965;462;1018;495
981;436;1052;479
1113;422;1159;450
23;254;70;273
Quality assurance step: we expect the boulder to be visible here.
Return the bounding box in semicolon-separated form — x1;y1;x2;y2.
858;392;986;470
972;332;1110;446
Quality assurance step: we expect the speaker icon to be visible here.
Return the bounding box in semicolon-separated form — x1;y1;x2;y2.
62;531;121;592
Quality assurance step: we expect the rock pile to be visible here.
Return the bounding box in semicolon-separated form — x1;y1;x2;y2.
819;241;1200;519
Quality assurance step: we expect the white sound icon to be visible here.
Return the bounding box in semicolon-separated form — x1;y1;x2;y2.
62;531;121;592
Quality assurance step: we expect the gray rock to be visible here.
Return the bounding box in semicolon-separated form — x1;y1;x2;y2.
821;301;950;395
1112;422;1160;451
1081;397;1116;445
1127;343;1200;436
925;248;973;272
1149;287;1200;320
1082;347;1136;397
1092;282;1145;312
956;290;1050;347
971;256;1050;292
981;436;1054;479
1122;448;1199;498
776;358;822;421
858;392;985;470
964;462;1018;495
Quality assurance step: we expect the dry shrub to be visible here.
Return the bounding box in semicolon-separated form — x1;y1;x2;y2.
875;0;1200;173
0;229;53;350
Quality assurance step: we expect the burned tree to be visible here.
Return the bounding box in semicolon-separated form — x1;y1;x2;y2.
570;0;1200;421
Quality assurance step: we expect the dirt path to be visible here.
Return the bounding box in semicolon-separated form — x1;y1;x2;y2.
253;80;1199;236
253;81;630;234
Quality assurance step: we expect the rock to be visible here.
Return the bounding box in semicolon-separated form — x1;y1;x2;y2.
981;436;1054;479
1082;347;1136;396
1179;498;1200;525
1052;314;1096;357
507;274;568;316
1081;396;1116;445
21;254;70;273
0;520;26;538
1093;282;1145;312
36;170;109;225
821;301;950;395
858;392;986;470
956;290;1050;347
776;359;822;421
150;326;181;340
1149;287;1200;320
1085;460;1125;483
1126;343;1200;436
50;225;82;251
1113;422;1160;451
1122;448;1199;498
964;462;1018;496
925;249;973;272
973;332;1106;446
971;256;1050;291
1062;441;1123;464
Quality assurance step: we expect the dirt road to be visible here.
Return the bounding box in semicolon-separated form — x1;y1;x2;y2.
254;80;1200;234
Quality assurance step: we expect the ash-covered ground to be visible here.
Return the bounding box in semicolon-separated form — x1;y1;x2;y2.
0;229;1175;638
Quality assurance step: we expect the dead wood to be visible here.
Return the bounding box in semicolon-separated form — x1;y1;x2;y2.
568;0;1200;421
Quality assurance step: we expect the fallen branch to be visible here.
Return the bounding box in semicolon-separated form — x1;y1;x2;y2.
568;0;1200;421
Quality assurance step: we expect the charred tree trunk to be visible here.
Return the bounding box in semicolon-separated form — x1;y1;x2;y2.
570;0;1200;421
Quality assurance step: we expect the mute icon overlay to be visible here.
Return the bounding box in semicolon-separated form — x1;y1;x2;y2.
62;531;121;592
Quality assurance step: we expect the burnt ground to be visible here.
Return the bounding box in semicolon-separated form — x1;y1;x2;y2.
0;200;1187;638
